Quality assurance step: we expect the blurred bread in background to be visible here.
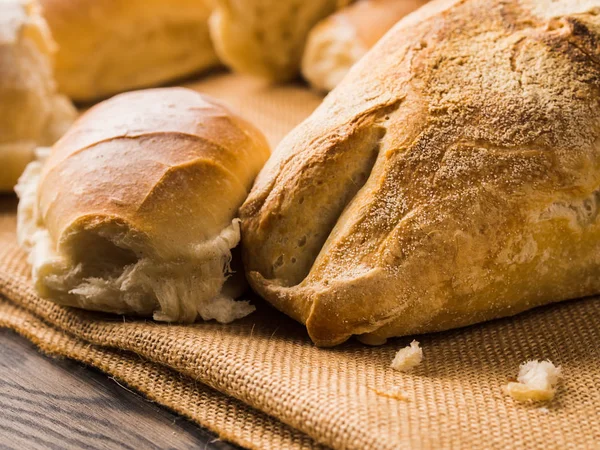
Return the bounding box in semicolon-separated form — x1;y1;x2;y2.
40;0;220;102
302;0;430;92
209;0;349;82
16;87;270;323
0;0;76;192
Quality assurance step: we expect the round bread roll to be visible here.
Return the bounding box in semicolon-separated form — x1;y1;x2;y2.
302;0;430;92
16;87;270;323
40;0;220;102
0;0;76;192
209;0;348;82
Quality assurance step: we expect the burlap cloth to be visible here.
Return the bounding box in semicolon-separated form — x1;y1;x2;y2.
1;73;599;450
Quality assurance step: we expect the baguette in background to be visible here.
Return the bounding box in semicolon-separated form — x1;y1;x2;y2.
40;0;220;102
302;0;430;92
209;0;349;82
0;0;75;192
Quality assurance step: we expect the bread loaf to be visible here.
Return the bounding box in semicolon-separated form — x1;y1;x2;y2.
0;0;76;192
241;0;600;346
302;0;430;91
17;88;270;323
209;0;348;82
40;0;219;102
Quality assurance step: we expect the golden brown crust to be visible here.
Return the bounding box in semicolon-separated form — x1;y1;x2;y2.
40;88;270;256
17;87;269;322
40;0;219;101
241;0;600;346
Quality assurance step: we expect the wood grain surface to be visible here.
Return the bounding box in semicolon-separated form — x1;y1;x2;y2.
0;329;240;450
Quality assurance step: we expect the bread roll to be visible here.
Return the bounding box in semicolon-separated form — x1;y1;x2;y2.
241;0;600;346
0;0;76;192
16;88;270;323
209;0;349;82
40;0;219;102
302;0;430;92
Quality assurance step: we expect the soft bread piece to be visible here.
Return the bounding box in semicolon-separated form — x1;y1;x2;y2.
302;0;430;92
505;360;562;402
241;0;600;346
0;0;76;192
209;0;348;82
40;0;219;102
16;88;270;323
391;340;423;372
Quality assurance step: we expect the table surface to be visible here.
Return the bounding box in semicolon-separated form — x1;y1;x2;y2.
0;329;240;450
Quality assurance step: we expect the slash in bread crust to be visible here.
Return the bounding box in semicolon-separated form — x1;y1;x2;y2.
241;0;600;346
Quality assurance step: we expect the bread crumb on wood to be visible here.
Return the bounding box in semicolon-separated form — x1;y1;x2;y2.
391;340;423;372
505;360;562;402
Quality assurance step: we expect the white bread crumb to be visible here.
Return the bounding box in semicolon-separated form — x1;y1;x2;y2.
505;360;562;402
391;340;423;372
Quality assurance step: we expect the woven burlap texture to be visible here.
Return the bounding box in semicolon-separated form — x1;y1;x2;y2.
1;73;599;450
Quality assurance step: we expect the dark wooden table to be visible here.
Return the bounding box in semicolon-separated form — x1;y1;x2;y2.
0;329;240;449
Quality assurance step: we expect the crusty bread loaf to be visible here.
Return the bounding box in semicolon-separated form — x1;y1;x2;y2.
40;0;219;102
241;0;600;346
302;0;430;92
0;0;76;192
16;88;270;323
209;0;348;82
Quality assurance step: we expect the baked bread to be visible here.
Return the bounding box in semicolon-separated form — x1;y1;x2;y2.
302;0;430;92
40;0;219;102
0;0;76;192
209;0;349;82
16;87;270;323
241;0;600;346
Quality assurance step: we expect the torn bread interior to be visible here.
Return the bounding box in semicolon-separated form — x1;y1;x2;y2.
17;88;270;323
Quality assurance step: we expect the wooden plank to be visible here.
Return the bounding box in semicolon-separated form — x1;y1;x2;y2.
0;329;240;450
